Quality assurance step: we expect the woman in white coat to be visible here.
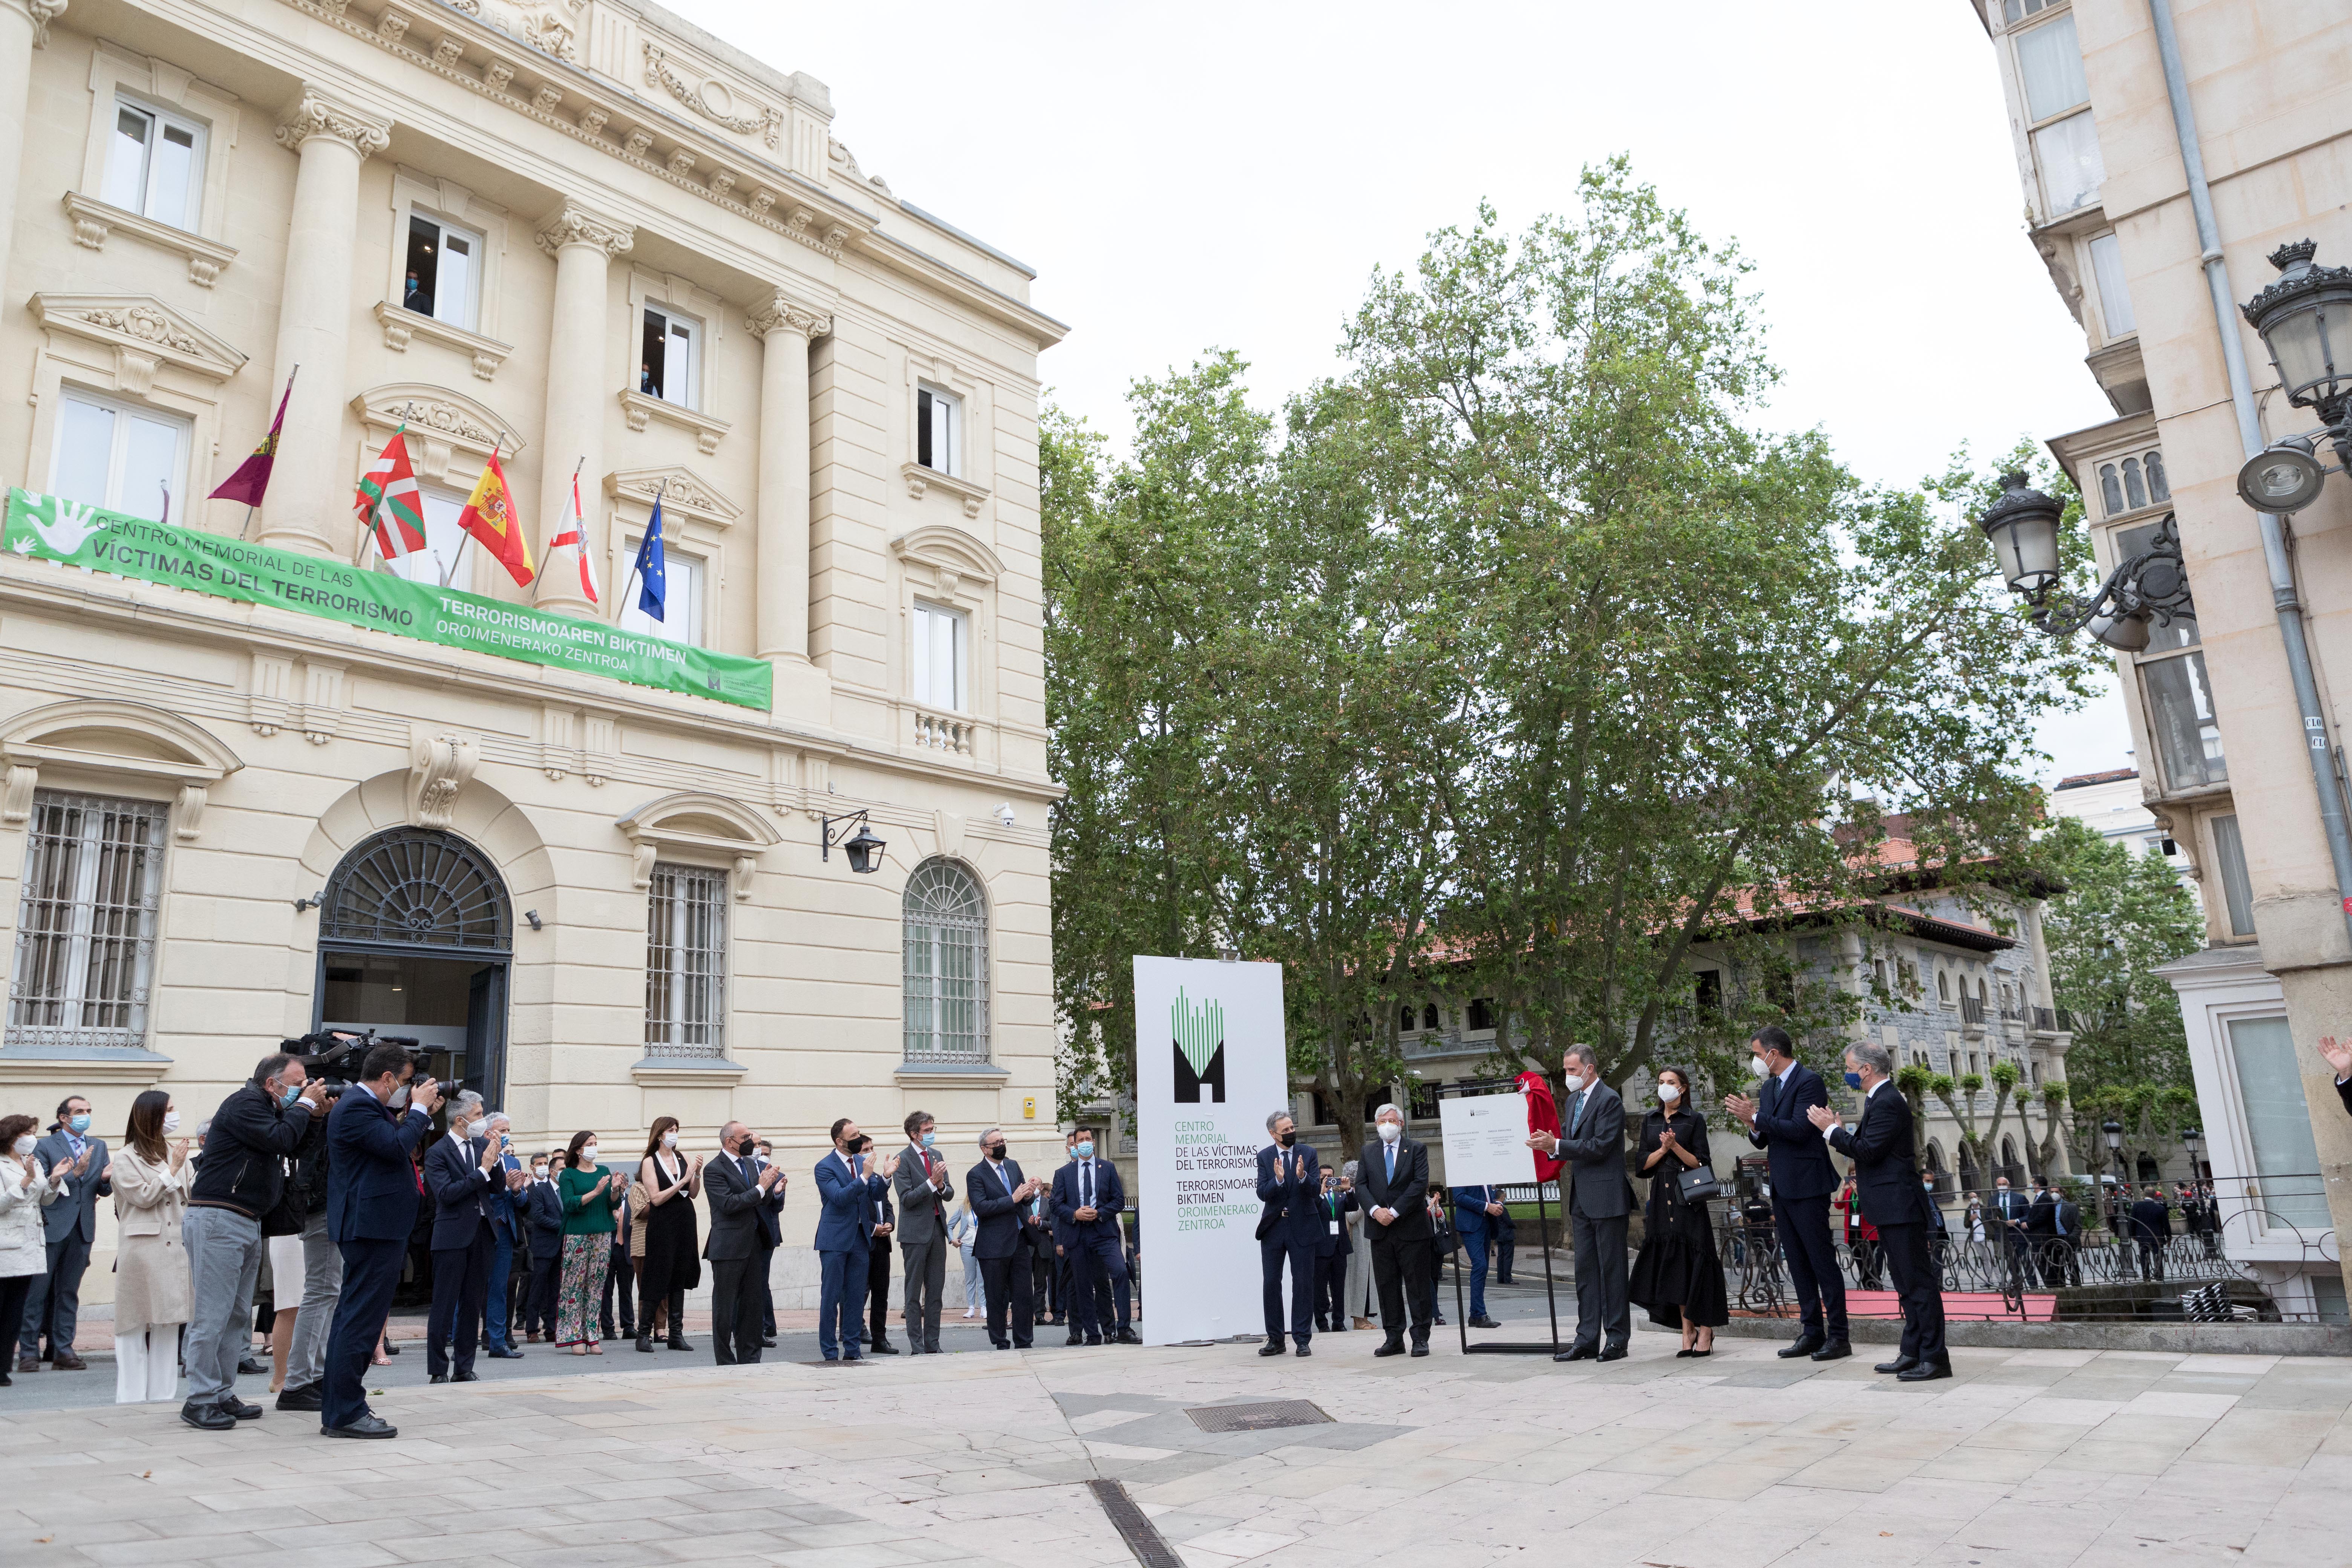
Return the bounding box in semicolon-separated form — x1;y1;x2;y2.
1340;1160;1375;1328
949;1200;982;1317
0;1112;64;1388
110;1089;195;1404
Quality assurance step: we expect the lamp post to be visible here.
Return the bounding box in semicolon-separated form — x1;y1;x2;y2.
2236;240;2352;511
2101;1118;2125;1234
2181;1124;2204;1179
1975;473;2196;650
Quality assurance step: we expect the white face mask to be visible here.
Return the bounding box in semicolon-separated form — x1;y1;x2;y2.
531;1165;548;1181
1749;1055;1769;1077
1376;1122;1401;1144
662;1132;679;1150
162;1111;181;1135
388;1084;411;1110
1657;1084;1680;1104
11;1136;33;1159
1561;1073;1586;1095
578;1147;599;1168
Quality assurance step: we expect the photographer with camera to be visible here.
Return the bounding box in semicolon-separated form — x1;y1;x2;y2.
181;1052;326;1432
320;1042;440;1439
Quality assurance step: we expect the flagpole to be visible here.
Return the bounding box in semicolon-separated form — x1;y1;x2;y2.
613;477;663;623
235;364;298;541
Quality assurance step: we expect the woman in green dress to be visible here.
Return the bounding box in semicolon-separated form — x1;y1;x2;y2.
555;1129;623;1354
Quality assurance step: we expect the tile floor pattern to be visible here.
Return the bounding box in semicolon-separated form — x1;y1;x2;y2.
4;1334;2348;1568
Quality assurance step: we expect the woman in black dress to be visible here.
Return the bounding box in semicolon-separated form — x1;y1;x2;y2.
634;1115;703;1352
1628;1067;1729;1355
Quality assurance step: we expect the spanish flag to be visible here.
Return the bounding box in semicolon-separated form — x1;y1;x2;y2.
456;447;534;587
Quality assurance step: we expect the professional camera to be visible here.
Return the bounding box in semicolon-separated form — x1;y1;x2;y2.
281;1027;453;1098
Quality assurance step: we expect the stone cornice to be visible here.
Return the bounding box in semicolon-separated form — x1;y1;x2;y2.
745;293;832;341
273;88;392;157
534;201;635;259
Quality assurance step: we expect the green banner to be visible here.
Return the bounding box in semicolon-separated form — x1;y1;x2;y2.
4;489;771;712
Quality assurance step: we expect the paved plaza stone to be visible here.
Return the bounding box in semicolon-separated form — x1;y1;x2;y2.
3;1331;2347;1568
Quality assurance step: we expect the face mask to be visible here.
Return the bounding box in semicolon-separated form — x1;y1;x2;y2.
663;1132;679;1150
68;1114;90;1135
1075;1141;1093;1159
532;1165;548;1181
388;1085;411;1110
11;1136;33;1159
277;1082;303;1107
1843;1072;1864;1090
578;1147;598;1168
921;1132;937;1149
986;1145;1006;1161
1658;1084;1680;1104
756;1151;770;1165
1561;1074;1586;1095
162;1111;181;1136
1749;1056;1768;1078
1377;1122;1400;1144
1276;1131;1295;1147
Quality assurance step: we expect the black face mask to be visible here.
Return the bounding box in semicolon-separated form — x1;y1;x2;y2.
986;1144;1006;1161
1276;1131;1295;1147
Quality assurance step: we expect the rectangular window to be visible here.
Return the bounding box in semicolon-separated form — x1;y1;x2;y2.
2224;1015;2328;1231
100;96;204;230
1696;968;1725;1012
1466;998;1495;1032
401;213;483;332
916;383;960;476
2001;0;2057;23
2035;110;2105;214
640;306;699;410
383;483;472;588
910;600;968;710
2210;814;2257;937
2088;232;2135;336
618;539;705;647
6;790;166;1050
643;862;726;1057
2016;12;2090;121
2141;650;2226;789
50;387;189;523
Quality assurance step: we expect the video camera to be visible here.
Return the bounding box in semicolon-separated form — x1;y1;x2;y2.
281;1027;459;1099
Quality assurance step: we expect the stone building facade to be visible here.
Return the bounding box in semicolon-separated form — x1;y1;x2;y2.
0;0;1064;1305
1965;0;2347;1318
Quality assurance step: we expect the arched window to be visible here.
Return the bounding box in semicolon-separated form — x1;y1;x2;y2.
903;859;988;1062
1399;1007;1415;1034
2099;463;2124;516
2136;1151;2161;1182
322;828;509;950
2122;456;2148;510
2144;449;2169;502
1422;1003;1440;1031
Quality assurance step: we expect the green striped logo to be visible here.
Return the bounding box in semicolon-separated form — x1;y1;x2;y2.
1172;988;1222;1078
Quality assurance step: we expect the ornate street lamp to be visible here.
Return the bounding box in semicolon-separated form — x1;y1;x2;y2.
1975;472;2196;649
819;809;887;874
2181;1125;2203;1171
2236;240;2352;511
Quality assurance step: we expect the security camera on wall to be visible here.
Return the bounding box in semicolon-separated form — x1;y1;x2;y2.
993;803;1017;828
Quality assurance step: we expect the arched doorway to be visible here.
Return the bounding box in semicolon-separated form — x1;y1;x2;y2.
314;827;513;1102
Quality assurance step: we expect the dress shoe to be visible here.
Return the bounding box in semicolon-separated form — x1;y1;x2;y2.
1295;1344;1312;1357
453;1369;479;1382
1332;1322;1350;1332
322;1413;397;1439
0;1370;10;1387
1084;1335;1104;1347
761;1335;778;1347
1777;1335;1824;1360
180;1400;236;1432
1598;1346;1627;1363
236;1354;268;1375
667;1337;692;1352
219;1395;263;1421
1066;1333;1084;1347
1373;1340;1407;1358
1554;1344;1597;1363
1896;1360;1952;1383
487;1346;525;1360
51;1351;88;1372
1468;1316;1502;1329
429;1373;449;1384
1116;1329;1142;1345
871;1340;900;1355
925;1341;942;1354
1259;1340;1286;1357
636;1335;654;1353
1810;1340;1853;1362
275;1383;323;1412
16;1353;37;1374
1409;1342;1429;1357
1874;1356;1919;1375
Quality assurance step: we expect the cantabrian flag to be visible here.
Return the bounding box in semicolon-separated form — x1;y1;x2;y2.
457;448;533;586
354;425;426;562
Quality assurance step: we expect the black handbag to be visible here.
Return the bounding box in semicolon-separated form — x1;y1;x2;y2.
1674;1164;1723;1204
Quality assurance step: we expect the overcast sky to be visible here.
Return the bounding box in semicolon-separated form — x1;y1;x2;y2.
679;0;2137;784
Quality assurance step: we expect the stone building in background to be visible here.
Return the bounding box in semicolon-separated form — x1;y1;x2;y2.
0;0;1064;1306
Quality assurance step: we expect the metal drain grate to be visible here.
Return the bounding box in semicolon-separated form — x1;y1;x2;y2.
1184;1398;1334;1433
1088;1479;1182;1568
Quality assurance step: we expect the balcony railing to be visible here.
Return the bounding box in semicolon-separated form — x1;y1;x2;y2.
912;708;974;756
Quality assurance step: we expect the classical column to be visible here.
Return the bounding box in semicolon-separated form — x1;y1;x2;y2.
533;202;633;617
256;92;390;555
746;293;831;663
0;0;66;318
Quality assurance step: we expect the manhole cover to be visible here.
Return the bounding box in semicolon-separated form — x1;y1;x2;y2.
1184;1399;1333;1433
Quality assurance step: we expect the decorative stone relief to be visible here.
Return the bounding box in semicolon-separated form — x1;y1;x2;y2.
2;764;35;825
534;203;634;259
407;732;479;828
577;106;608;137
533;85;563;112
78;304;200;355
522;9;576;60
377;9;409;42
708;170;735;197
433;35;464;64
27;0;67;48
643;43;782;148
275;92;391;158
745;294;831;342
666;149;695;177
621;128;653;159
174;784;208;843
249;652;293;737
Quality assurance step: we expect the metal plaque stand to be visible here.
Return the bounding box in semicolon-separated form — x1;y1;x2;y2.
1440;1078;1563;1355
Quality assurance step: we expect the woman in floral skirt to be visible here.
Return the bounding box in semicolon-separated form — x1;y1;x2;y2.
554;1129;623;1354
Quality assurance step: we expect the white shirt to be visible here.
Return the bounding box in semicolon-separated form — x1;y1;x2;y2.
1821;1076;1886;1140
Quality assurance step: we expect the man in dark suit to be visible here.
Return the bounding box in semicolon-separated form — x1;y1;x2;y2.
1724;1026;1851;1362
813;1119;896;1362
322;1044;441;1438
1313;1168;1355;1332
474;1112;526;1360
421;1092;519;1384
1358;1103;1433;1357
969;1127;1042;1348
1255;1112;1323;1357
1052;1127;1136;1344
516;1152;565;1341
2025;1181;2060;1289
891;1110;956;1354
1808;1042;1947;1381
1449;1180;1507;1330
2046;1185;2083;1287
1987;1175;2034;1287
704;1119;788;1364
19;1094;109;1372
860;1169;898;1354
2130;1185;2173;1281
1528;1044;1632;1362
1023;1182;1057;1325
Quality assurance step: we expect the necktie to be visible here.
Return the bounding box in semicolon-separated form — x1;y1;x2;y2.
1081;1161;1092;1207
1570;1090;1586;1132
1385;1145;1396;1184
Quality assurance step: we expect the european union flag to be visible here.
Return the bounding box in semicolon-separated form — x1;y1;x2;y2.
633;496;667;622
